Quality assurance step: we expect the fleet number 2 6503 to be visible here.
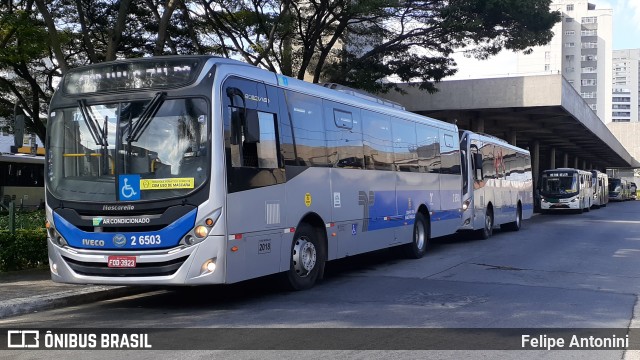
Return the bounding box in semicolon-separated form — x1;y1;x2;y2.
131;235;161;245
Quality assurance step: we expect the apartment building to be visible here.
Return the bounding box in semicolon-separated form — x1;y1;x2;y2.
611;49;640;123
516;0;613;123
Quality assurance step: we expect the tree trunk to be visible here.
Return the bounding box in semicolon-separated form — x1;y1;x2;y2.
75;0;98;63
105;0;133;61
151;0;179;55
33;0;68;73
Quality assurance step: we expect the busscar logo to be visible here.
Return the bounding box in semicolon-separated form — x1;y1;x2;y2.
7;330;39;348
102;205;135;211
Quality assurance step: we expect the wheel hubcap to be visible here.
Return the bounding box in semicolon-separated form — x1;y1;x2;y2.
293;237;316;278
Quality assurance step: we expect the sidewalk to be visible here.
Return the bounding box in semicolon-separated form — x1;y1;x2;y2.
0;268;151;319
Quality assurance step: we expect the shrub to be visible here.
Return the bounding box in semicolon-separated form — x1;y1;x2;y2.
0;210;46;231
0;229;48;271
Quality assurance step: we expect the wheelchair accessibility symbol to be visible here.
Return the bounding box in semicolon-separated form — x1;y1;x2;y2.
119;175;141;201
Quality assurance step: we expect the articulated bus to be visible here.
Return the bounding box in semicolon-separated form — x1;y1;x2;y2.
539;168;593;213
45;56;467;289
609;178;629;201
590;170;608;208
459;131;533;238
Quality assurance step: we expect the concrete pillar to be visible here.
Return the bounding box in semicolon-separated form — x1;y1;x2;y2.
574;157;579;169
533;141;540;187
474;117;485;133
509;131;517;146
550;148;556;169
563;153;569;168
582;160;587;170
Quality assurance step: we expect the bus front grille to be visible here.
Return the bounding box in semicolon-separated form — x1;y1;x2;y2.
61;256;189;277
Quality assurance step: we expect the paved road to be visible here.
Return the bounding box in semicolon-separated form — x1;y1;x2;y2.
3;201;640;359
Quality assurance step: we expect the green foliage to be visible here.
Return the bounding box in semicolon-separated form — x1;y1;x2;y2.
0;229;48;271
0;0;561;142
0;210;46;231
0;11;49;63
0;211;47;271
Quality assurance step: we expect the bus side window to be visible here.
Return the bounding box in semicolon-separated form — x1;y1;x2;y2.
416;124;440;174
362;110;393;171
286;91;327;167
391;117;418;172
231;109;279;169
255;112;279;169
324;102;363;169
470;144;483;180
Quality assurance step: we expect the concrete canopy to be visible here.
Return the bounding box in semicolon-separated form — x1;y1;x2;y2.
382;74;640;170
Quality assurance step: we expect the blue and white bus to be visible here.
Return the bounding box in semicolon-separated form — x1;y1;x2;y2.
459;131;533;238
45;56;466;289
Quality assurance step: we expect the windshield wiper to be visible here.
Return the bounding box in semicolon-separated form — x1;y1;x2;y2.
78;100;110;175
77;100;107;147
127;92;166;143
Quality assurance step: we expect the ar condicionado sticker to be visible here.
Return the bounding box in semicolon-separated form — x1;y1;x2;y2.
141;178;195;190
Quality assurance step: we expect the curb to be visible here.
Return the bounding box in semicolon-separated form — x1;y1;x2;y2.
0;286;155;320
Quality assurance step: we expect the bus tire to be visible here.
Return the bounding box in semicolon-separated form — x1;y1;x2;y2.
285;223;325;291
403;212;429;259
501;203;522;232
477;208;493;240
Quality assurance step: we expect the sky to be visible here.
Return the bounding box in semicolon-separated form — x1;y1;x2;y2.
449;0;640;80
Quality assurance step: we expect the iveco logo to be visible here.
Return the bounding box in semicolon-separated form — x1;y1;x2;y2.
113;234;127;247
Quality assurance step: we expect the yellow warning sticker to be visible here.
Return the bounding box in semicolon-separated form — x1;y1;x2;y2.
140;178;195;190
304;193;312;207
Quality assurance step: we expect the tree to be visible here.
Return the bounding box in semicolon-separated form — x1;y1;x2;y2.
0;0;52;141
195;0;560;93
0;0;206;143
0;0;560;143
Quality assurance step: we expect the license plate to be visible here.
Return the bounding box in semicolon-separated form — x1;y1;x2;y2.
107;256;137;268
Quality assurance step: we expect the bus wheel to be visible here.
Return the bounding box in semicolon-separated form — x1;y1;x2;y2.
403;212;429;259
477;208;493;240
285;223;324;291
501;204;522;231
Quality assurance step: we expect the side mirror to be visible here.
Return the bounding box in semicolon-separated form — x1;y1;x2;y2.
243;109;260;143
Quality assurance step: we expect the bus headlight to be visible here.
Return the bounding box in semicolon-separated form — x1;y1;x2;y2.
194;226;208;238
462;200;471;211
180;208;222;246
47;224;68;247
200;258;217;275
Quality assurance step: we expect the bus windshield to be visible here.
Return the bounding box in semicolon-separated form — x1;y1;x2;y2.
609;179;622;192
541;175;577;194
47;97;209;202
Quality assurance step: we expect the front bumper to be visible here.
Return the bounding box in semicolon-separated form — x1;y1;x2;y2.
48;235;227;285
